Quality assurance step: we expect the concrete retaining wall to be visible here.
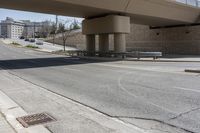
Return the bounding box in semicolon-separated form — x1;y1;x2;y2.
47;24;200;55
127;24;200;55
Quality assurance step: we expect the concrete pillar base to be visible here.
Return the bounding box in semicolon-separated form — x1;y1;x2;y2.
99;34;109;56
86;34;96;56
114;33;126;53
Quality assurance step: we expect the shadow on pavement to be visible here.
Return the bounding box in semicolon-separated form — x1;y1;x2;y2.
0;57;118;70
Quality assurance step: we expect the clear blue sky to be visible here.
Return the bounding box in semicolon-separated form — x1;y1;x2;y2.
0;8;83;22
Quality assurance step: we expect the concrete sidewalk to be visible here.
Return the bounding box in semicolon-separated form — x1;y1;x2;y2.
0;113;15;133
0;38;77;53
0;69;145;133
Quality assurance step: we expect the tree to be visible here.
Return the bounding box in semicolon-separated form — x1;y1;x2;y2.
38;21;52;38
58;22;74;52
58;18;81;52
70;19;81;30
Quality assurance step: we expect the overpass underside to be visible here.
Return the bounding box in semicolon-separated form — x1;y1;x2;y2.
1;0;200;54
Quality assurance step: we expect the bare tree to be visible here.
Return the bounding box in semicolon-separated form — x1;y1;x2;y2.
38;21;52;38
71;19;81;30
58;19;79;52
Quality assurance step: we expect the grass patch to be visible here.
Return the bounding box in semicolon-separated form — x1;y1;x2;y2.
53;50;78;56
11;42;21;46
26;45;39;49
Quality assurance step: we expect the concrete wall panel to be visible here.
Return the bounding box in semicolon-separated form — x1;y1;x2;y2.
54;0;129;12
48;23;200;55
126;0;200;25
82;15;130;34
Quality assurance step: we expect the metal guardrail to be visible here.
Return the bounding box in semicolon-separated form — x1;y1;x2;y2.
126;51;162;59
176;0;200;7
65;50;162;60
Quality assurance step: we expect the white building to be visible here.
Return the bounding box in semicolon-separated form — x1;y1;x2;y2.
0;24;1;37
0;17;51;38
22;20;51;38
0;17;25;39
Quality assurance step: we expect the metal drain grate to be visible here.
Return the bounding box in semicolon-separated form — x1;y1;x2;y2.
16;112;56;128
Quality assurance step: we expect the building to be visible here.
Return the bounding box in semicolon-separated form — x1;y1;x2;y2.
22;20;51;38
0;24;1;37
0;17;25;38
0;17;51;39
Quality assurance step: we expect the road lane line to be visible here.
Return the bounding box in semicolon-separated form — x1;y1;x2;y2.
118;72;175;114
63;67;82;72
174;86;200;93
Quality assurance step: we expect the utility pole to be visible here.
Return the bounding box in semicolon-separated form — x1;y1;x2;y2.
33;22;36;39
56;15;58;32
53;15;58;45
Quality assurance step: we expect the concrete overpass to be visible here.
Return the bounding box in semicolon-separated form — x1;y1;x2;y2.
1;0;200;53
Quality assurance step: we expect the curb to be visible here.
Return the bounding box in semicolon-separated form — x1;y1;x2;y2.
0;90;51;133
125;58;200;63
78;56;124;61
78;56;200;63
34;49;53;53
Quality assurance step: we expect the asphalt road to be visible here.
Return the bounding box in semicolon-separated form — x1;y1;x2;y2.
0;42;200;133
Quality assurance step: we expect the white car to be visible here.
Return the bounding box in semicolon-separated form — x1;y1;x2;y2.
36;40;43;45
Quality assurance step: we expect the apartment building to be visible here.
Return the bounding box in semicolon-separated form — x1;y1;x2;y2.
0;17;25;38
22;20;51;38
0;17;51;39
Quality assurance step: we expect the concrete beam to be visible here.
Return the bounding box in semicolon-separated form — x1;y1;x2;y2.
82;15;130;35
1;0;200;26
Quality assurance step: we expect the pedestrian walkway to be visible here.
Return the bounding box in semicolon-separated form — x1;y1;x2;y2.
0;113;15;133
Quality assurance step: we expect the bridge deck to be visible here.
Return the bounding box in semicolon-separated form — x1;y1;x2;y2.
0;0;200;26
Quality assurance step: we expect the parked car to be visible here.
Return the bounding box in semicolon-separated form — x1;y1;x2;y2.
2;36;6;39
36;40;43;45
19;36;25;39
25;38;29;41
29;39;35;43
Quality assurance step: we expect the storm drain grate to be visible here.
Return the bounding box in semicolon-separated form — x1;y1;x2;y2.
16;112;56;128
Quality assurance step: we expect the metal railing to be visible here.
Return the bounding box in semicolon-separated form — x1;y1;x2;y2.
176;0;200;7
64;50;162;60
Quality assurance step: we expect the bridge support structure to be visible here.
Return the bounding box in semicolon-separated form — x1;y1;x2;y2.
82;15;130;55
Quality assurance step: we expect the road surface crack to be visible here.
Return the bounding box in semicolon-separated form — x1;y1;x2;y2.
114;116;196;133
169;107;200;120
150;128;172;133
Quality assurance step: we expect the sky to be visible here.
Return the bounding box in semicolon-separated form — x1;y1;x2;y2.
0;8;83;23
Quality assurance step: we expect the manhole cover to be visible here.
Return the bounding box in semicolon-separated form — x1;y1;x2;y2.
16;112;56;128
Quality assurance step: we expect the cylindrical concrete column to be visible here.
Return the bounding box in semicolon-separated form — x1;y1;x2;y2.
86;34;96;55
114;33;126;53
99;34;109;53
